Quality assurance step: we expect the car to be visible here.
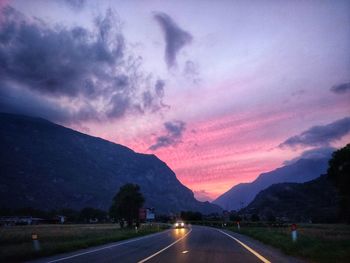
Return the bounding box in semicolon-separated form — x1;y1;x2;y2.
174;221;185;228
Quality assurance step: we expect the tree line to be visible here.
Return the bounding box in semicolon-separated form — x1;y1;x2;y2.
0;183;145;226
1;144;349;224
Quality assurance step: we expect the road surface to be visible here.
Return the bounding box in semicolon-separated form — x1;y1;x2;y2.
30;225;304;263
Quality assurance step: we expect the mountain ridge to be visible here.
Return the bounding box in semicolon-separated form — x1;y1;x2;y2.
0;112;221;214
241;175;339;222
213;157;330;210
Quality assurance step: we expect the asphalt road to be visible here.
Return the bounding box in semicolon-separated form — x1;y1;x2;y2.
30;226;304;263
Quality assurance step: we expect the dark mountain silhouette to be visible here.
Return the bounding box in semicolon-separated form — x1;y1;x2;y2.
213;157;330;210
241;175;339;223
0;113;221;214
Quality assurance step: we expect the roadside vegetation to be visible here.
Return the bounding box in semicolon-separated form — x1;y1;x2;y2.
0;183;167;262
0;223;168;262
219;144;350;263
109;183;145;227
227;223;350;263
185;219;350;263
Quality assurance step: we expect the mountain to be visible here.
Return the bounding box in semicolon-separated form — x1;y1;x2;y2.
0;113;221;214
241;175;339;223
213;157;330;210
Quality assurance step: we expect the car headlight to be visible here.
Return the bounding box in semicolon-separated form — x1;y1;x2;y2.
181;222;184;226
175;223;179;227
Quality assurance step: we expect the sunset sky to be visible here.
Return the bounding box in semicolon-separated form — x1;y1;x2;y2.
1;0;349;201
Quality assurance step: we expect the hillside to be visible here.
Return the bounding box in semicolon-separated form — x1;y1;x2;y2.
242;175;339;222
213;157;330;210
0;113;221;214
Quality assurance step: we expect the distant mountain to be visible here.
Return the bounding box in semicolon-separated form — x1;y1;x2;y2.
242;175;339;223
0;113;221;214
213;157;330;210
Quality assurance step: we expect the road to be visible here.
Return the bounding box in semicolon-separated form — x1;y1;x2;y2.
30;226;304;263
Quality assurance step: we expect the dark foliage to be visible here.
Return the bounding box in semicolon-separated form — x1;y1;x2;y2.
79;207;107;222
229;212;242;222
242;175;340;223
327;144;350;223
180;211;203;221
251;214;260;222
109;184;145;227
0;206;109;223
214;157;330;210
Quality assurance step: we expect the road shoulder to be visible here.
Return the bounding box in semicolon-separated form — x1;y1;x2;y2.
218;228;306;263
27;229;171;263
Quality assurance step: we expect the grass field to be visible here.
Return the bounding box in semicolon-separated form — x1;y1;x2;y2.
0;223;168;262
228;223;350;263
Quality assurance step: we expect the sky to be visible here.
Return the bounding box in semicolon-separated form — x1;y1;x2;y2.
1;0;349;201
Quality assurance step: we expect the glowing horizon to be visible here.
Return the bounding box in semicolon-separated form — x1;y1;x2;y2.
1;0;349;201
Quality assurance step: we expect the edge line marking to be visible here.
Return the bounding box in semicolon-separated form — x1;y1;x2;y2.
45;230;170;263
217;229;271;263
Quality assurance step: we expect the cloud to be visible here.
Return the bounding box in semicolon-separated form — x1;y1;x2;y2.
194;190;214;202
0;83;71;122
0;6;165;123
149;120;186;150
280;117;350;148
183;60;201;84
153;12;192;68
155;79;165;98
56;0;86;11
283;147;335;165
330;82;350;94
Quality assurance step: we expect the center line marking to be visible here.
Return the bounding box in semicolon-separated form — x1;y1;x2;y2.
217;229;271;263
138;229;192;263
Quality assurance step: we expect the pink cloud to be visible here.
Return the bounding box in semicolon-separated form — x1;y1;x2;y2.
193;190;214;202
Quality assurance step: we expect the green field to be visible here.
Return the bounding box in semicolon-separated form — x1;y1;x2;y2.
0;223;168;262
228;223;350;263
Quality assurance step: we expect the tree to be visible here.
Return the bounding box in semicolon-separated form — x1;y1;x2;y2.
229;212;242;222
79;207;107;223
251;214;260;222
180;211;202;221
327;144;350;223
109;183;145;227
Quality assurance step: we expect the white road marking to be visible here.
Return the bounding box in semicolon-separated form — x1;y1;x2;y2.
181;250;189;254
44;230;171;263
217;230;271;263
137;228;192;263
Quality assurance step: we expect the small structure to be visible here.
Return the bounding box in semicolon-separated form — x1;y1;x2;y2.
0;216;44;226
89;218;99;223
146;208;155;221
57;215;66;224
139;208;147;221
139;208;155;222
291;223;298;242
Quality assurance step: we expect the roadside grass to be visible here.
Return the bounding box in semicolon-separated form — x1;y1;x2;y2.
228;224;350;263
0;223;168;262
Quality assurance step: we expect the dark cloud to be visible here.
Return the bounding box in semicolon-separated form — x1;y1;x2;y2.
155;79;165;98
183;60;201;84
330;82;350;94
153;12;192;68
106;94;130;119
0;83;72;122
149;120;186;150
280;117;350;148
63;0;86;11
0;7;165;123
283;147;335;165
